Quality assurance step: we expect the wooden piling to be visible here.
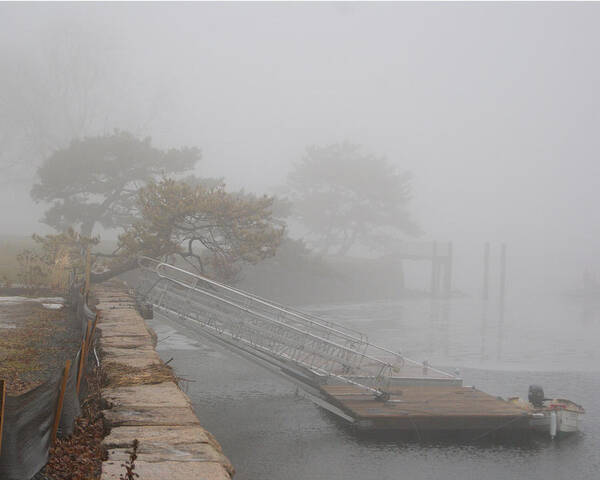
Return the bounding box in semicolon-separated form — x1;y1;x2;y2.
482;242;490;300
444;241;453;297
430;241;438;297
51;360;71;446
499;243;507;318
0;379;5;454
497;243;507;360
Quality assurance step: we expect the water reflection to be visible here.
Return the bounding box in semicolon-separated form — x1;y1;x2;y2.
308;294;600;372
150;309;600;480
580;297;600;324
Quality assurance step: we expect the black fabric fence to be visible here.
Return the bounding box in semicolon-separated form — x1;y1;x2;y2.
0;285;96;480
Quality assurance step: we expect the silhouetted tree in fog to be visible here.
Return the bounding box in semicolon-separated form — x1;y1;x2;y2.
95;178;284;282
31;131;200;236
0;23;175;183
287;143;418;255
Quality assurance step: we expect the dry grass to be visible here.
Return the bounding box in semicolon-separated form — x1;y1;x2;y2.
0;235;34;285
101;361;176;387
0;304;75;394
47;250;72;291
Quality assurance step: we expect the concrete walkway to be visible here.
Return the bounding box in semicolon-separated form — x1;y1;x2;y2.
94;282;234;480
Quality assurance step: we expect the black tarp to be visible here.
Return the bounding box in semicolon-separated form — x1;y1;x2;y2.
0;373;61;480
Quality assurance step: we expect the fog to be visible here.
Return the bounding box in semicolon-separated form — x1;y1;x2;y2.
1;2;599;295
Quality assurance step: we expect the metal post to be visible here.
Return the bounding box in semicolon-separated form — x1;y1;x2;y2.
482;242;490;301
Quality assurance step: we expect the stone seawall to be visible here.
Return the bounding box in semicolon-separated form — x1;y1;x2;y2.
94;281;234;480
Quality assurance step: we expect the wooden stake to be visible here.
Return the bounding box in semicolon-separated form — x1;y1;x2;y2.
86;313;99;357
0;379;6;455
51;360;71;447
77;320;91;394
84;247;91;297
482;242;490;301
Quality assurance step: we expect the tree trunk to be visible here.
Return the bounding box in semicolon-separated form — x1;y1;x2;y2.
397;259;405;291
80;220;95;238
337;228;358;256
89;258;138;284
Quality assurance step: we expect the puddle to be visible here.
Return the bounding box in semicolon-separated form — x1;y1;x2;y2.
0;296;66;328
42;303;64;310
0;296;65;305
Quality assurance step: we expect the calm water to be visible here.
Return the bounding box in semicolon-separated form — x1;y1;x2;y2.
147;294;600;480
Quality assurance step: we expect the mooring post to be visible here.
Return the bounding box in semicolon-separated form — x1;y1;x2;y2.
51;359;71;446
497;243;507;360
482;242;490;301
430;241;438;297
499;243;506;318
0;379;5;455
444;241;453;297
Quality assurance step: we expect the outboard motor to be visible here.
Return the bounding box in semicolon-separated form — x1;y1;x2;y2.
528;384;545;408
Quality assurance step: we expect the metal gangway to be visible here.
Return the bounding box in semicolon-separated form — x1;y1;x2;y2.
135;257;458;400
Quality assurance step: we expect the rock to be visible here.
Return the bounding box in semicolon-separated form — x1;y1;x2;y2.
98;324;152;338
103;353;162;369
106;443;234;474
101;460;231;480
103;406;201;427
94;283;233;478
102;382;191;408
102;425;222;451
99;346;156;357
99;335;154;349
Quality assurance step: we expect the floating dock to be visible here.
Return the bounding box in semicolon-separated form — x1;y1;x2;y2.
320;384;530;433
136;257;541;438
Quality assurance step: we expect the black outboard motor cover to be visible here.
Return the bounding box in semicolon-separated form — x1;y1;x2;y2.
528;384;545;408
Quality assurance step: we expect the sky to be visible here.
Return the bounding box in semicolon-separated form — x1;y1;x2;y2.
1;2;599;293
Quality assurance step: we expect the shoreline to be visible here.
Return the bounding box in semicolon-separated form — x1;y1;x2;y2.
93;281;234;480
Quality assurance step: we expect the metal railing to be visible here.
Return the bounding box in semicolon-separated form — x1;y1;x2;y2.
136;257;456;397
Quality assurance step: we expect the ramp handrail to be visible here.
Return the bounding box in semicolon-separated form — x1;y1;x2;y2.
136;256;457;389
149;266;396;367
151;276;395;394
139;257;367;344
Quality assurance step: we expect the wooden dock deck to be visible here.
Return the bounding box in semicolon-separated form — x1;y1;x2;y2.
320;384;531;433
